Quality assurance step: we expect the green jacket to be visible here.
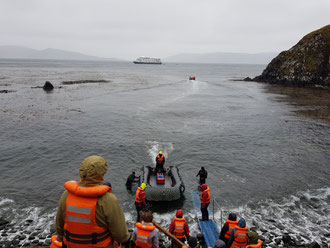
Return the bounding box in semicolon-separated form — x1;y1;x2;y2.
55;155;130;248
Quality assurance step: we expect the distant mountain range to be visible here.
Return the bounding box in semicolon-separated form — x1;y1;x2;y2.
0;45;278;64
163;52;278;64
0;46;122;61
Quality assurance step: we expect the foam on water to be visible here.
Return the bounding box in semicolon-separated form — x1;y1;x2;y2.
0;187;329;246
212;187;330;246
146;141;174;164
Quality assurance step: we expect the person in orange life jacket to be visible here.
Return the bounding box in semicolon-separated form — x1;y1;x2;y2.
246;232;262;248
200;184;210;221
219;213;238;245
169;210;190;248
135;183;147;222
155;151;165;173
131;211;159;248
227;218;248;248
196;167;208;185
55;155;130;248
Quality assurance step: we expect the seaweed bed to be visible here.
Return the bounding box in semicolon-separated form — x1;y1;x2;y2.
61;79;111;85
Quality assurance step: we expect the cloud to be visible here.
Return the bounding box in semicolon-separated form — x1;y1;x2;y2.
0;0;329;60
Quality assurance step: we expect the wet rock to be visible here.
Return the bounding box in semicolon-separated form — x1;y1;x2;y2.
0;241;12;248
11;239;20;246
43;81;54;91
307;241;321;248
0;219;9;226
243;77;253;81
253;25;330;87
282;234;292;244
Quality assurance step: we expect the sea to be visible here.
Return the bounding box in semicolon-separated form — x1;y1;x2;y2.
0;59;329;247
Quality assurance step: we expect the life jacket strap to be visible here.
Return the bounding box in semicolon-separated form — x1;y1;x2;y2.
64;230;110;244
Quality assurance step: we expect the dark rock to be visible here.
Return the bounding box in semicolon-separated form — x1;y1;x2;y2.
2;232;8;236
11;239;20;245
0;241;12;248
308;241;321;248
243;77;253;81
282;234;292;244
0;219;9;226
26;219;33;223
43;81;54;91
253;25;330;87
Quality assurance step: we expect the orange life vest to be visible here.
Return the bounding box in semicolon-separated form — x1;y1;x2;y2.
200;187;210;204
135;187;145;203
173;217;186;238
135;222;156;248
246;239;262;248
231;225;248;248
50;235;62;248
224;219;239;239
63;181;112;248
156;154;164;164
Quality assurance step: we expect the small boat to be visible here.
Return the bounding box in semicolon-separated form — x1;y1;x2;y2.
133;57;162;64
141;165;185;201
189;76;196;80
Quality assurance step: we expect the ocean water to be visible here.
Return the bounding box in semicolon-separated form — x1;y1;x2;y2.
0;59;329;246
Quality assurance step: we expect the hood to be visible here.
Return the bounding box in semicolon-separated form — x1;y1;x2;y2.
79;155;108;186
247;231;259;244
229;213;237;221
237;218;246;228
213;239;226;248
176;210;183;218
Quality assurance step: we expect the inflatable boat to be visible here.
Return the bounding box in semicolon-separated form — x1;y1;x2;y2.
141;165;185;201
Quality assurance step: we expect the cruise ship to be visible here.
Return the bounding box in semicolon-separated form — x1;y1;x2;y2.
133;56;162;64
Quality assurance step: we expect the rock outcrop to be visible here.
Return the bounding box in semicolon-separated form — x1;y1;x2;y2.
253;25;330;87
43;81;54;91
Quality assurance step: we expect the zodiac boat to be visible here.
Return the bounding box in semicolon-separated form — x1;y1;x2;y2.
141;165;185;201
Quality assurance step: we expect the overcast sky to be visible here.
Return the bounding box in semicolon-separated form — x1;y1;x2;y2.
0;0;329;60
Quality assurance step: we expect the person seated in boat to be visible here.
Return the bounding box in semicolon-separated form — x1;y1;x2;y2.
155;151;165;173
196;166;208;185
131;211;159;248
126;171;140;191
169;210;190;248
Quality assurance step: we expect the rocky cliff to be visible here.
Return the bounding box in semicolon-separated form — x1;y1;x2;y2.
253;25;330;87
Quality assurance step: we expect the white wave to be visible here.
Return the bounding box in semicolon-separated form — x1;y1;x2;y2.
146;141;174;163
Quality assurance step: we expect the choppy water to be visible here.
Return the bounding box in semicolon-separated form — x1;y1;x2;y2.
0;59;329;247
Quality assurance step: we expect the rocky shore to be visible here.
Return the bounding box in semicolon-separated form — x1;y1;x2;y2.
247;25;330;87
0;217;326;247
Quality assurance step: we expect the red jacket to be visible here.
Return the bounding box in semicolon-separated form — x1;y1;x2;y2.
169;218;190;238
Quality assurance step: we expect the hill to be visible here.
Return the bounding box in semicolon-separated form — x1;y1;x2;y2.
253;25;330;87
0;46;122;61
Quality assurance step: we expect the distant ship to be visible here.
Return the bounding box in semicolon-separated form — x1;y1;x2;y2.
133;56;162;64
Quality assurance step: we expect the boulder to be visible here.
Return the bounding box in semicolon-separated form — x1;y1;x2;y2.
253;25;330;87
43;81;54;91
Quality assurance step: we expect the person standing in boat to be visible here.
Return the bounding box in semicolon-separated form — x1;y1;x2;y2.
200;184;211;221
135;183;146;222
55;155;130;248
196;167;208;185
155;151;165;173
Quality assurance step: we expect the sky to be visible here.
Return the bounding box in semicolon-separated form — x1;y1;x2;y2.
0;0;329;60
